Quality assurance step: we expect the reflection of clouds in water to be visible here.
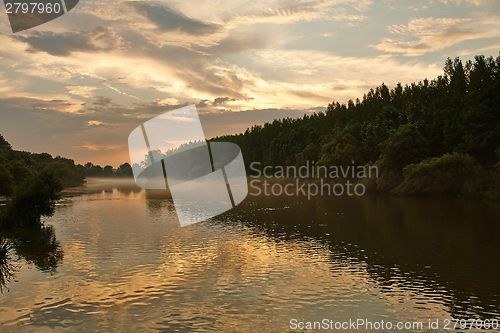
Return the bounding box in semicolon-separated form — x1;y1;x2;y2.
1;184;499;330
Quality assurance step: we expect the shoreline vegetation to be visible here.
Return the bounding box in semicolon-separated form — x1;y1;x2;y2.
0;136;67;291
76;162;133;178
212;54;500;200
0;52;499;230
0;134;134;227
1;52;498;294
0;134;79;229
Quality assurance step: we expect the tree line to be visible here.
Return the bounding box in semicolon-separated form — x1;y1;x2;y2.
0;137;66;291
0;135;83;229
0;136;85;197
211;54;500;198
76;162;133;178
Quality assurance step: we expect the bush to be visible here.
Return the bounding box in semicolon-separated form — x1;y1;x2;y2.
116;163;133;177
43;161;84;188
296;143;320;167
5;170;62;227
393;153;489;197
376;171;404;193
374;124;429;192
377;124;429;174
0;164;15;196
316;131;365;169
6;159;33;185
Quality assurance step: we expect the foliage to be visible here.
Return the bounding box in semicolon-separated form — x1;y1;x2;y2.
376;124;429;174
78;162;133;177
495;147;500;172
6;159;33;185
211;53;500;198
0;164;15;196
316;126;365;169
0;139;67;291
374;124;429;192
0;134;11;152
296;143;320;167
116;162;133;177
43;161;84;188
0;135;84;195
0;237;17;293
393;153;490;197
4;170;62;228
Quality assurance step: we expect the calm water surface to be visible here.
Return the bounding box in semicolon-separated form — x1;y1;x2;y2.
0;178;499;332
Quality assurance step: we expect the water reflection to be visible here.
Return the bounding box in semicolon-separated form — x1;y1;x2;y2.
62;178;144;198
11;225;64;273
62;178;175;215
62;180;500;320
0;237;18;293
1;179;499;332
0;224;63;292
223;194;500;320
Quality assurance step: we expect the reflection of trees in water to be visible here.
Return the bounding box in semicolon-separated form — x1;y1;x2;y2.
12;225;63;274
63;178;143;197
0;237;19;293
221;195;500;320
145;190;175;215
116;187;142;195
0;225;63;292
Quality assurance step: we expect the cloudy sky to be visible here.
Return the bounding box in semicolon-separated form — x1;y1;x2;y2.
0;0;499;166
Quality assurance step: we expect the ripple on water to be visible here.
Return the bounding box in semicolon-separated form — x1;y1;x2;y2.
1;189;499;332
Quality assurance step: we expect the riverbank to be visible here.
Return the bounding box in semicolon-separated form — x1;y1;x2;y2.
247;171;500;201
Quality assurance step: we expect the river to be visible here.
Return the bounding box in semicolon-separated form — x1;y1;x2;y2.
0;178;499;332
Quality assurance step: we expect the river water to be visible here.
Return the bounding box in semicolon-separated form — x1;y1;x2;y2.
0;178;499;332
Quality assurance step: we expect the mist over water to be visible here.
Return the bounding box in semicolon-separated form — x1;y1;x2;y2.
0;178;499;332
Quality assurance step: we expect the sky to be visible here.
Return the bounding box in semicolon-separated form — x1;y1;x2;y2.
0;0;499;167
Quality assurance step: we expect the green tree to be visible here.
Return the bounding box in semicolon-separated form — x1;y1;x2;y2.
376;124;429;192
43;161;84;188
0;134;12;152
377;124;429;174
393;153;488;197
317;127;365;169
6;170;63;227
103;165;114;177
7;159;33;185
296;143;320;167
116;163;133;177
0;164;15;196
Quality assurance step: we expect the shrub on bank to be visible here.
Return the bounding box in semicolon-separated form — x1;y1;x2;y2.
2;170;62;228
43;161;85;188
392;153;490;197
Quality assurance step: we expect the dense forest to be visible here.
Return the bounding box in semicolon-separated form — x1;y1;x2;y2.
212;54;500;198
